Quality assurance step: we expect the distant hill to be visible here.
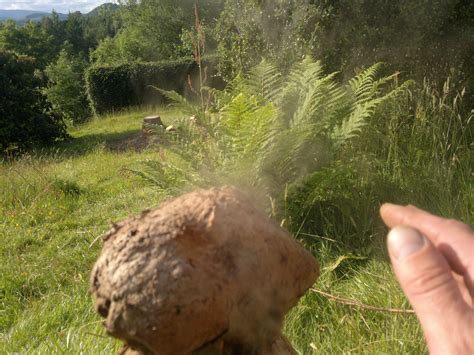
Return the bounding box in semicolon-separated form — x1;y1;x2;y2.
0;10;47;21
0;9;67;22
87;3;119;17
25;12;68;22
0;3;118;23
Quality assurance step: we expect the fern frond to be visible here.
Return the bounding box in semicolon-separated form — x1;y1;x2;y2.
292;75;338;126
331;100;377;145
245;59;282;103
151;86;199;115
287;57;324;89
349;63;383;103
332;77;412;147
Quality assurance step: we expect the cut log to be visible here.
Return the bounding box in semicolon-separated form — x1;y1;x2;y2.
90;186;319;354
143;116;164;127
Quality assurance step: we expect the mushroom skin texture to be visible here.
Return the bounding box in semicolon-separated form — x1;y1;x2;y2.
90;186;319;354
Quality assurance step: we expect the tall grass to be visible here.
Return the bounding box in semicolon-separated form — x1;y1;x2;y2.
281;76;472;354
0;108;175;352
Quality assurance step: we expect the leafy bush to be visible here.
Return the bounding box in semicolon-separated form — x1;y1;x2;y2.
44;49;91;124
85;58;223;115
0;50;67;153
215;0;318;81
147;58;409;196
215;0;474;93
215;59;409;191
89;0;223;65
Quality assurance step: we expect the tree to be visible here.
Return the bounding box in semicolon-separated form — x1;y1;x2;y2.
214;0;474;92
84;3;122;46
215;0;319;80
91;0;223;64
308;0;474;84
0;50;67;152
40;11;66;52
0;20;57;69
64;11;90;55
44;48;91;124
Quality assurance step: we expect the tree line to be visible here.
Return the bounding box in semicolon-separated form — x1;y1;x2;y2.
1;0;472;153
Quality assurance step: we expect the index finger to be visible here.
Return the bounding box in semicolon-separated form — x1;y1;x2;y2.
380;204;473;242
380;203;474;283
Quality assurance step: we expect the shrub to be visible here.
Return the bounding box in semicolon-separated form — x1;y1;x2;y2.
145;58;410;197
85;57;223;115
44;49;91;125
0;50;67;153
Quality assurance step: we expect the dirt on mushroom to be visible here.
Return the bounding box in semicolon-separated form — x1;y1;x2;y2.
90;186;319;354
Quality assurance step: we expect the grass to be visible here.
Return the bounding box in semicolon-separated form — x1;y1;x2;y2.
0;107;180;352
0;97;470;352
284;244;425;353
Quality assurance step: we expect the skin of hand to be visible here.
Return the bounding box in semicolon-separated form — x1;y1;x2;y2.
380;204;474;355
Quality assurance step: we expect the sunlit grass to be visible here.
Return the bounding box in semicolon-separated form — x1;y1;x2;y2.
0;107;180;352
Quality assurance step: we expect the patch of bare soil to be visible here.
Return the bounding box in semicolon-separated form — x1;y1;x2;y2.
105;132;151;152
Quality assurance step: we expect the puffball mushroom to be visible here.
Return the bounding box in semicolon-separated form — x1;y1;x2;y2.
90;186;319;354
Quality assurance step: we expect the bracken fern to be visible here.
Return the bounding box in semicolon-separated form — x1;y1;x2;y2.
150;57;409;194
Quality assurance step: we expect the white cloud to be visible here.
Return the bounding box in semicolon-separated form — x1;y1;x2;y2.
0;1;117;13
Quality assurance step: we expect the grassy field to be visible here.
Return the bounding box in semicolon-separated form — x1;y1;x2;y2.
0;108;170;352
0;103;469;353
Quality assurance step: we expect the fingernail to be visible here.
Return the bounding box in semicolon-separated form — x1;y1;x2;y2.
387;226;425;261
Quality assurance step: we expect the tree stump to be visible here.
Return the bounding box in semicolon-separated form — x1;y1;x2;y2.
90;186;319;354
142;116;165;137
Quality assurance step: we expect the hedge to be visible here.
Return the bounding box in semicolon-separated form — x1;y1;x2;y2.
0;50;67;153
85;58;224;115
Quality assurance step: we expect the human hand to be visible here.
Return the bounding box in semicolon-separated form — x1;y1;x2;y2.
380;204;474;354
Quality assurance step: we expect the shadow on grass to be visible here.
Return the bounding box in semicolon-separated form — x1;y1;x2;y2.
34;129;151;160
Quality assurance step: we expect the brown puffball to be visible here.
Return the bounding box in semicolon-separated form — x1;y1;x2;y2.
90;186;319;354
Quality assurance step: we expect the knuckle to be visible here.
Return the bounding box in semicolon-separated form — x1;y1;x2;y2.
443;219;472;234
407;266;453;298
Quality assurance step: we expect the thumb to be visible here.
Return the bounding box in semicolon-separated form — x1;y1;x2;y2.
387;226;469;351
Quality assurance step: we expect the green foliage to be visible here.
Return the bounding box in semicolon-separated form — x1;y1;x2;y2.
216;58;409;190
372;77;473;214
0;7;122;72
0;50;67;153
92;0;223;64
85;58;222;115
285;76;472;252
85;60;193;115
119;0;189;60
84;3;122;46
285;159;400;249
44;49;91;124
89;31;143;65
214;0;474;96
0;20;57;69
215;0;319;80
311;0;474;81
147;57;409;199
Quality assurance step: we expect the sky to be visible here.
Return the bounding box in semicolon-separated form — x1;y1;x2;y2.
0;1;117;13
